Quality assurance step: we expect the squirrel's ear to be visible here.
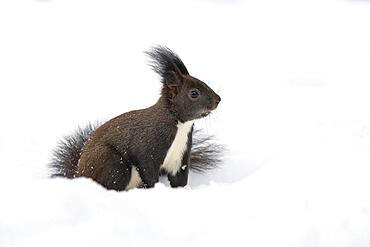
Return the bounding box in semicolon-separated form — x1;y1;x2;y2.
164;70;183;99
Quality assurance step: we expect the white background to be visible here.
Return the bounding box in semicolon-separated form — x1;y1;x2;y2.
1;0;370;246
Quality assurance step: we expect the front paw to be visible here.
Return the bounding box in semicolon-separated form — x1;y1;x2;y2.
142;180;158;188
169;178;188;188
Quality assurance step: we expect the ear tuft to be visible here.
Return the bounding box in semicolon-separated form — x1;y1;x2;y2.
145;46;189;83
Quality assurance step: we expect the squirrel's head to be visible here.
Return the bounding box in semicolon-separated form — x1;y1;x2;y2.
146;46;221;122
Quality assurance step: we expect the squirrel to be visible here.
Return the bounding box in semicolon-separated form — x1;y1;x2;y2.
49;46;223;191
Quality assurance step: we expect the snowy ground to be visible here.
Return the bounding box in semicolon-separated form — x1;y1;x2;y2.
1;0;370;246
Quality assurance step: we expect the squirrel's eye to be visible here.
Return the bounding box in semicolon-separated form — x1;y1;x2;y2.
189;89;200;99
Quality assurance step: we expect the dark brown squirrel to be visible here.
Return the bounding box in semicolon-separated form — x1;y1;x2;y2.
49;46;223;191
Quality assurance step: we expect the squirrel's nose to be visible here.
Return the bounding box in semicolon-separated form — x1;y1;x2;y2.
208;94;221;110
213;94;221;108
215;95;221;105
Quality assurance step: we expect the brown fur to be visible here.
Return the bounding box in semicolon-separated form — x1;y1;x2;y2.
50;46;221;191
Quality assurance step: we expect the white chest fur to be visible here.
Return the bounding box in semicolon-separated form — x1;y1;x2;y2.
161;120;194;176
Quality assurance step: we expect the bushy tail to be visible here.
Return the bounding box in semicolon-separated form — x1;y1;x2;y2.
190;129;225;173
49;123;98;178
49;123;224;178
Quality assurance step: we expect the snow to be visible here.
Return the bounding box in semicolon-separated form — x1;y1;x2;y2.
1;0;370;246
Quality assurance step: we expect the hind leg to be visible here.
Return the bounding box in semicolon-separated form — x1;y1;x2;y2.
78;145;131;191
98;156;132;191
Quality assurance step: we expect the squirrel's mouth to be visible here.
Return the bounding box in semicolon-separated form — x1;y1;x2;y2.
200;110;211;118
199;102;219;118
